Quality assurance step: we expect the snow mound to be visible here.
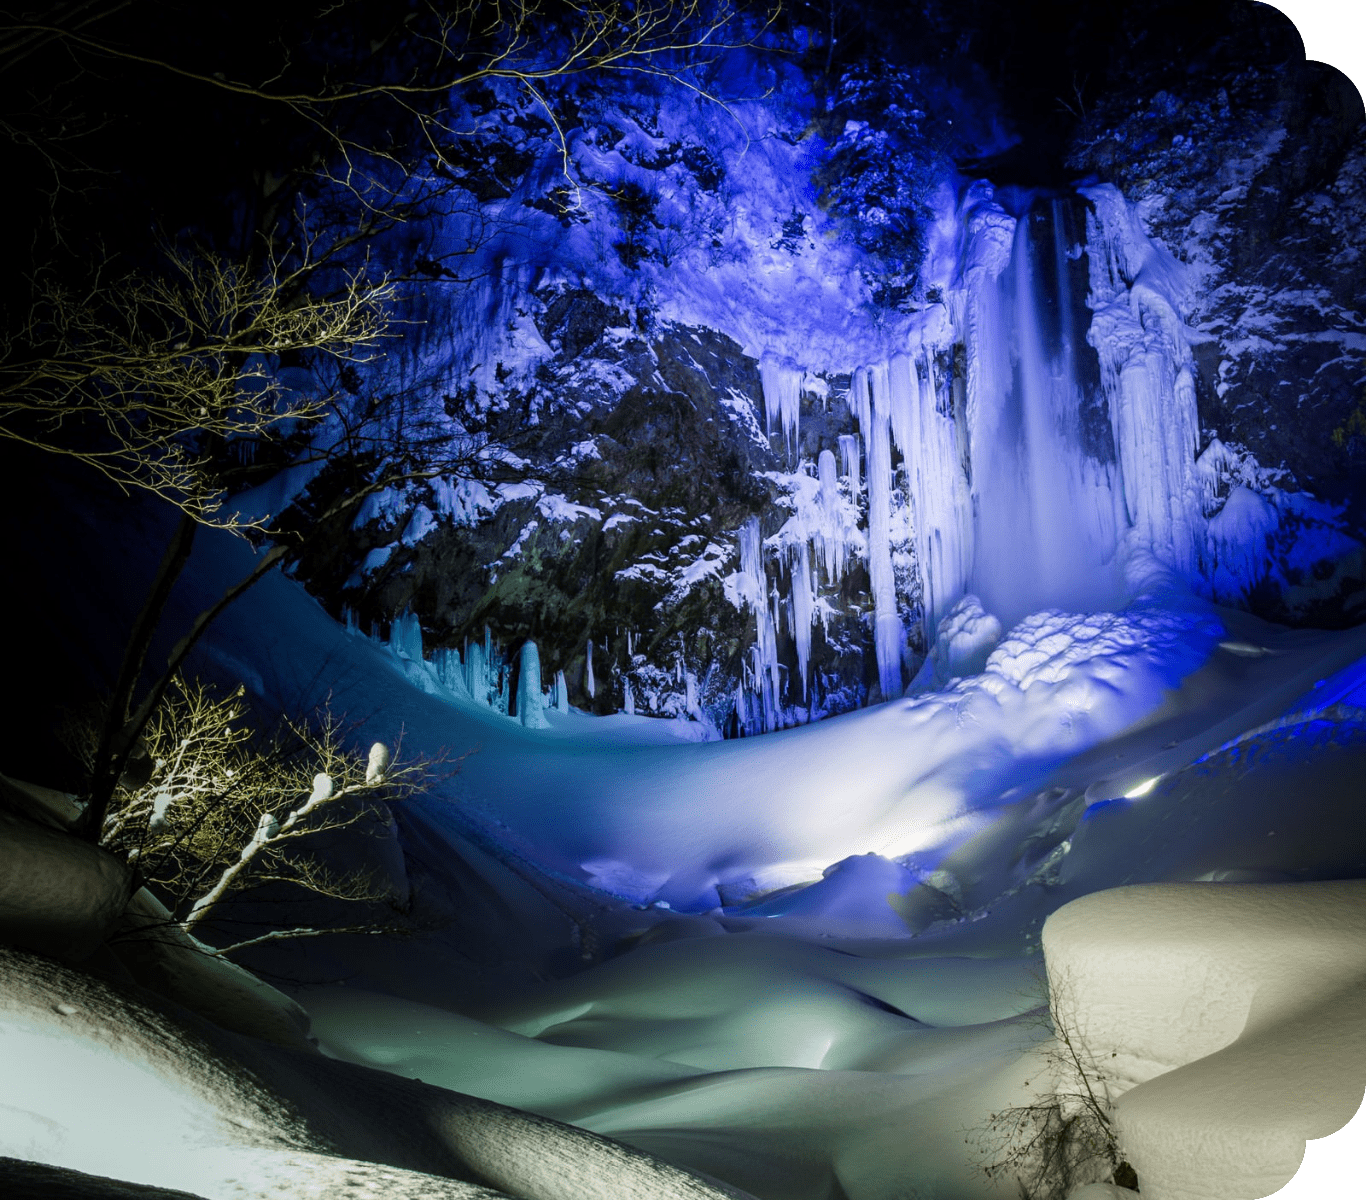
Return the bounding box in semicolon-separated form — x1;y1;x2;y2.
0;804;131;962
1043;882;1366;1200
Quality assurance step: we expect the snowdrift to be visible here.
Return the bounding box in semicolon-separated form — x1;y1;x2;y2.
0;947;757;1200
1043;881;1366;1199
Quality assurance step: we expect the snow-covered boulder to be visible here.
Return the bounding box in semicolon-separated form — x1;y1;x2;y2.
0;807;132;962
0;946;758;1200
1042;881;1366;1199
110;888;316;1053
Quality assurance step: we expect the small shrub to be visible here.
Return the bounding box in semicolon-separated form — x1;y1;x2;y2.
969;973;1138;1199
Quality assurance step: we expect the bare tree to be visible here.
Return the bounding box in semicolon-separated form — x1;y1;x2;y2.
0;2;774;837
1;247;394;528
78;675;433;955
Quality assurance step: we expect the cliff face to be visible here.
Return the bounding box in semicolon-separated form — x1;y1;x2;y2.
288;1;1366;736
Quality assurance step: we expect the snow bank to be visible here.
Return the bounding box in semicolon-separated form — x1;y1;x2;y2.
1042;882;1366;1199
0;947;759;1200
111;888;316;1053
307;938;1051;1200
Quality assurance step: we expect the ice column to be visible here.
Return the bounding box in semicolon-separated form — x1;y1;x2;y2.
815;448;850;582
759;354;803;453
585;639;596;698
838;433;861;497
516;640;548;728
737;516;781;732
889;351;972;637
465;638;488;705
432;647;469;697
787;541;814;698
854;367;905;700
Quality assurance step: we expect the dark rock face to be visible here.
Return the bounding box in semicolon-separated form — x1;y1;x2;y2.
324;293;874;729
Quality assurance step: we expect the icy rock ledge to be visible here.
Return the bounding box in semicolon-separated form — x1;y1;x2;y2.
1042;881;1366;1200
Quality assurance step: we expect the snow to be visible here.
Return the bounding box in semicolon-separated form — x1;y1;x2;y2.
1044;881;1366;1200
0;948;752;1200
9;479;1366;1199
0;806;131;961
909;595;1003;692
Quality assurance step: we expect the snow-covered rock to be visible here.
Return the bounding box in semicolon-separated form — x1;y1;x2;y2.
1042;881;1366;1199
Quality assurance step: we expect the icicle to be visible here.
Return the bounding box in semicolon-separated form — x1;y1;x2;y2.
497;658;511;716
624;677;635;716
553;669;569;713
759;353;803;453
903;350;973;636
586;638;596;698
886;353;916;457
838;433;861;495
737;516;781;733
815;448;849;583
862;367;904;700
848;367;872;435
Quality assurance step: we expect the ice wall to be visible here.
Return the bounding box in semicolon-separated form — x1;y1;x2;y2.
1083;184;1203;579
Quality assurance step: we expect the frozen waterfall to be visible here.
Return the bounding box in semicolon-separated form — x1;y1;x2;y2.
730;181;1212;732
965;193;1127;627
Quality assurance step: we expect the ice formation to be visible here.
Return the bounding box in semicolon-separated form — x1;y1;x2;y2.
759;354;803;455
854;365;906;700
516;641;549;729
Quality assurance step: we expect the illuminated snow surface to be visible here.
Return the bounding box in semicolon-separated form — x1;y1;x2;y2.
2;524;1355;1198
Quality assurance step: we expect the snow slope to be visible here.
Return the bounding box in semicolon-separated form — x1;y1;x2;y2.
0;947;756;1200
153;515;1366;1199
